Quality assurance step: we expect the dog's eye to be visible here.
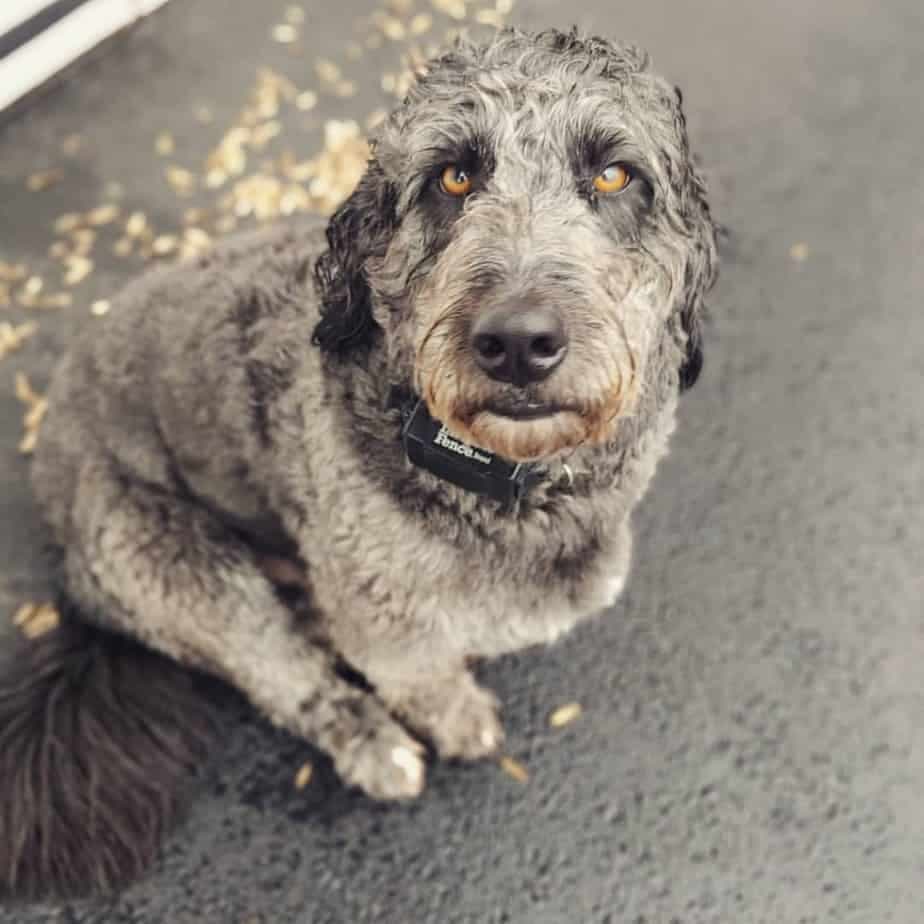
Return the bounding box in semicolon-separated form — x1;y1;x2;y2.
440;165;473;197
593;164;632;194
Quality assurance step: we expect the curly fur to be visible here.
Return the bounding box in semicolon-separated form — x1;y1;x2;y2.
1;26;718;901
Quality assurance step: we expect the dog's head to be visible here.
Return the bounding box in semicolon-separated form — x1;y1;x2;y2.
313;27;718;463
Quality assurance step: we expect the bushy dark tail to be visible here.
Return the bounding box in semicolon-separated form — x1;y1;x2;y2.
0;602;219;901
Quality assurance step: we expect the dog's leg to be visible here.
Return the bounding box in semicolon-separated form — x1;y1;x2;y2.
65;464;426;800
363;665;505;762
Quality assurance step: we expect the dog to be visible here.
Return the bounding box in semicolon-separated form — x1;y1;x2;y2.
0;27;718;900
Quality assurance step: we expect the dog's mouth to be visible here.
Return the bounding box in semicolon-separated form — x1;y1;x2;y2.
482;399;571;421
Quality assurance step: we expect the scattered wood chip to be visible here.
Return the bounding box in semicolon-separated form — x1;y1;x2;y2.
12;602;60;639
91;299;111;316
499;755;529;784
549;702;583;729
294;762;314;790
495;0;514;14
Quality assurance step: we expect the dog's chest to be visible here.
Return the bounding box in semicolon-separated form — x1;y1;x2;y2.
312;487;628;660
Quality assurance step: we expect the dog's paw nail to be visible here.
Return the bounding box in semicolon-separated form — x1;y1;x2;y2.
391;745;424;784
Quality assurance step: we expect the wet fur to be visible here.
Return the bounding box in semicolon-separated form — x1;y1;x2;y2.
0;27;717;900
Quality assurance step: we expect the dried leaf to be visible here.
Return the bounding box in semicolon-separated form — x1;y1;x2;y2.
315;59;342;84
86;204;120;226
152;235;179;256
156;131;176;156
125;211;148;237
431;0;467;20
410;13;433;34
294;762;314;789
499;755;529;784
475;7;503;26
296;90;318;111
63;255;93;286
549;702;583;729
54;213;83;234
0;262;27;282
13;602;60;638
61;134;83;156
272;23;299;43
27;169;63;192
22;276;44;297
14;373;47;454
0;321;38;359
166;166;197;195
381;16;407;40
789;242;810;262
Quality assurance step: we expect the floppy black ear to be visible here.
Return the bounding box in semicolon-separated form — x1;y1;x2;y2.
312;161;398;355
672;87;719;391
677;226;715;390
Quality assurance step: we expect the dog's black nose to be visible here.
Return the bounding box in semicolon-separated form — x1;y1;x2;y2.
470;303;568;386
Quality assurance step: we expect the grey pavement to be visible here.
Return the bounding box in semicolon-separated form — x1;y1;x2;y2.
1;0;922;922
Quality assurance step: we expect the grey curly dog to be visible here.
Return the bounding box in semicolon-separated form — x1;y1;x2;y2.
0;27;718;900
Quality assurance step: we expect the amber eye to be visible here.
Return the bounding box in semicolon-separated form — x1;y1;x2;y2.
593;163;631;194
440;165;473;197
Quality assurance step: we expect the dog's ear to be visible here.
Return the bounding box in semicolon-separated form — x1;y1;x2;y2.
312;160;398;356
671;87;719;391
677;220;716;390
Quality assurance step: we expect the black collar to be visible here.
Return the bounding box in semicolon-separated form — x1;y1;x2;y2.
388;387;546;504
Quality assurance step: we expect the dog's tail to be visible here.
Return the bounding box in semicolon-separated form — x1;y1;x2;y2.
0;599;218;901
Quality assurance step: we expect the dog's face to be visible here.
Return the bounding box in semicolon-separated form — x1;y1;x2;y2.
314;28;717;463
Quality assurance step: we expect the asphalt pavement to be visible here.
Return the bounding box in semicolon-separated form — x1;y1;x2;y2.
1;0;922;921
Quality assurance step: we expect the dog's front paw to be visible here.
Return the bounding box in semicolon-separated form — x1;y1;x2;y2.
336;718;427;801
391;673;505;762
